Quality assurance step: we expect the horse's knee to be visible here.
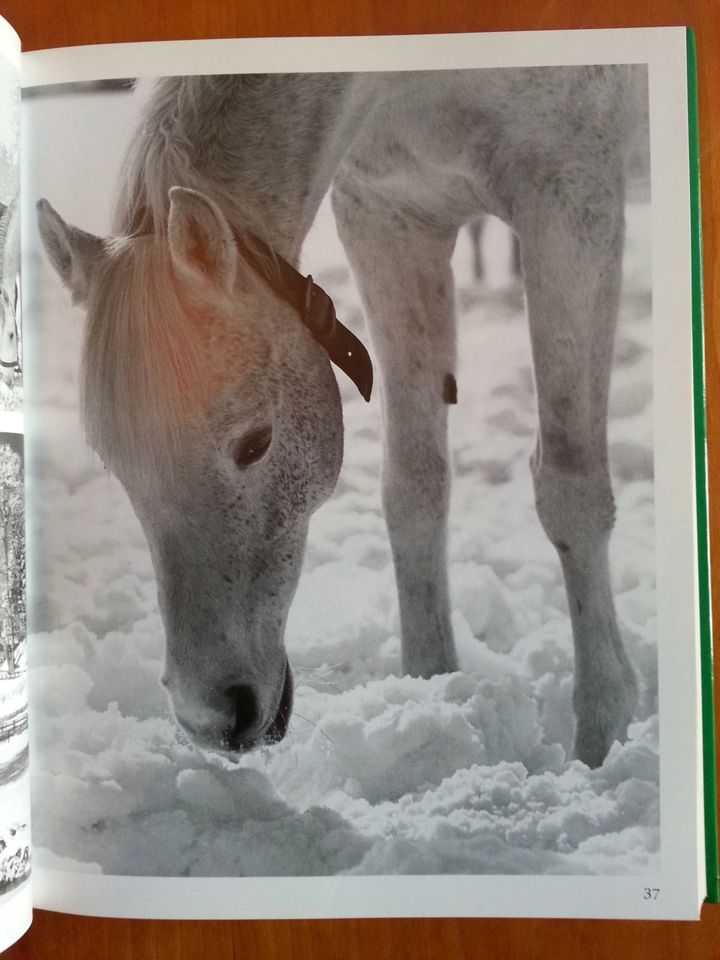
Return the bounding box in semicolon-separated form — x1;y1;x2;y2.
531;449;616;556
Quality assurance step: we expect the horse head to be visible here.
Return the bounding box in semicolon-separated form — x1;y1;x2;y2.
37;187;346;756
0;285;19;373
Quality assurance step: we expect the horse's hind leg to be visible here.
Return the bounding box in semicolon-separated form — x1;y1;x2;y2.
333;187;458;677
516;172;638;768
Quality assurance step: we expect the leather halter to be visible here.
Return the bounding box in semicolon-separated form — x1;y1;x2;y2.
136;221;374;400
231;230;373;402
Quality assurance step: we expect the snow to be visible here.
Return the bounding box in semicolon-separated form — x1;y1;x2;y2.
0;769;29;892
23;88;657;880
0;674;25;720
0;370;21;414
0;673;29;897
0;731;26;769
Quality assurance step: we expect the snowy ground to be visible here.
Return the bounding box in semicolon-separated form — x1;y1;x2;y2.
0;369;21;413
0;675;29;895
0;768;30;894
0;673;25;719
0;673;28;779
24;87;657;879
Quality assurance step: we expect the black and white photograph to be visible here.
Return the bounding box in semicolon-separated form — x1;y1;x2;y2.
0;44;20;415
0;431;29;897
23;58;661;889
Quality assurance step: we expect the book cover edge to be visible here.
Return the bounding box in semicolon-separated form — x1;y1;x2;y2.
686;26;719;906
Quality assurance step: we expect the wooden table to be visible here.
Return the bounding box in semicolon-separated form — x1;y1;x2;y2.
3;1;720;957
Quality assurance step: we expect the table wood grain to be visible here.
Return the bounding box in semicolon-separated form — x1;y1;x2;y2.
2;1;719;957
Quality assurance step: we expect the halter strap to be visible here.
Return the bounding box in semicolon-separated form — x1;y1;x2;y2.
135;219;374;401
231;230;373;402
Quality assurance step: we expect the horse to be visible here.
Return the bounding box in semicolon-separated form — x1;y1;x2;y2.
37;66;646;769
0;197;20;377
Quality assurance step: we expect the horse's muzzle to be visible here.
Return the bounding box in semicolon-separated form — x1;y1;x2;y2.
169;658;294;757
263;660;294;744
223;659;293;754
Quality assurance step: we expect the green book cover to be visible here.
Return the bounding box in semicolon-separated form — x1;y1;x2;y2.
687;27;719;905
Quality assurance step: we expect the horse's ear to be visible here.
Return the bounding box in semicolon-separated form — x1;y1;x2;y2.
36;199;105;306
167;187;237;297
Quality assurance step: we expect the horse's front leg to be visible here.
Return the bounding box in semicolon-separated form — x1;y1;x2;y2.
333;190;458;677
515;172;639;768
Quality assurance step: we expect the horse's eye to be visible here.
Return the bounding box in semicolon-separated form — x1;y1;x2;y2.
231;427;272;468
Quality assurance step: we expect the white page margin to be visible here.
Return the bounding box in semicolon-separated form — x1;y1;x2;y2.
23;25;705;921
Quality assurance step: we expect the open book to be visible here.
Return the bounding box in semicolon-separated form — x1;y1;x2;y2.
0;18;716;949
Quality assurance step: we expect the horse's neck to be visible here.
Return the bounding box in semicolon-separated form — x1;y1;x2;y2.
120;74;381;261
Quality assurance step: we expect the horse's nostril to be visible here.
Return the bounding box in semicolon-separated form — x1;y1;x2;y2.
225;684;259;740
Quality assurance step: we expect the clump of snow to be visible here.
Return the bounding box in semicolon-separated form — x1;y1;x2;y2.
0;771;30;893
24;83;658;881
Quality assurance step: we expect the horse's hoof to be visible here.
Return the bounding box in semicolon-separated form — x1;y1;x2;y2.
572;709;634;769
572;733;615;769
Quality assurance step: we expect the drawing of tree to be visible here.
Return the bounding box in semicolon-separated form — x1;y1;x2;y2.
0;442;24;674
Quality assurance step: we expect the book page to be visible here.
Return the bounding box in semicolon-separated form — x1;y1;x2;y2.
21;29;705;921
0;13;31;957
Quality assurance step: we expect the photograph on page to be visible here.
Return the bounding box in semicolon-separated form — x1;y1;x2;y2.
25;62;659;877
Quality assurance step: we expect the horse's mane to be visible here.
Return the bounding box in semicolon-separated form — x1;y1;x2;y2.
83;78;278;484
112;77;278;251
82;238;208;482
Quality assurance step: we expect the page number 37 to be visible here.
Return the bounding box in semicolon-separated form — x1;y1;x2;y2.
643;888;660;900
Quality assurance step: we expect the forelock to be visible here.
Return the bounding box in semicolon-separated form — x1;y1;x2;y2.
81;236;269;485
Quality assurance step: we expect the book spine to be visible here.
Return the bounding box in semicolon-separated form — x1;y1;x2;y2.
687;26;720;906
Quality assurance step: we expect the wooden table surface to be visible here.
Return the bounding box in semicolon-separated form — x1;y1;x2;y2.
2;0;719;957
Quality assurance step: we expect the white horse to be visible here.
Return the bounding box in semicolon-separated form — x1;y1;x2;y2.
0;197;20;377
37;67;645;768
